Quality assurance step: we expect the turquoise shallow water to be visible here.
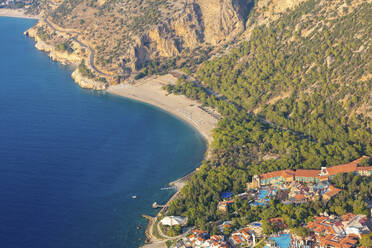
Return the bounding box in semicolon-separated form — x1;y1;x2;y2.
265;234;291;248
0;17;206;248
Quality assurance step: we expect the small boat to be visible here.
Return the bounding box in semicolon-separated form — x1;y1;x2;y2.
132;195;137;199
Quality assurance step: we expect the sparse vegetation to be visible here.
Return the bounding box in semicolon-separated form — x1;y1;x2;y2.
55;40;74;53
78;60;95;78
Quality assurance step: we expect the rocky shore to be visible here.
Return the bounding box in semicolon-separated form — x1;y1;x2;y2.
71;69;107;90
25;20;108;90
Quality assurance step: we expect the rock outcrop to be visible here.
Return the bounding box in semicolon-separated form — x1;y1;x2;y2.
25;26;81;65
25;0;307;79
148;25;181;57
131;35;151;71
71;69;107;90
197;0;251;45
25;24;106;91
144;0;252;62
171;1;204;49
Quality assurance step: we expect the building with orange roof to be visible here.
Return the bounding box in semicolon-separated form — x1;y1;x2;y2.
268;217;287;229
229;226;258;247
295;169;321;183
248;157;371;190
217;200;234;213
323;185;342;201
356;166;372;176
318;234;358;248
256;170;295;186
307;213;370;248
183;231;231;248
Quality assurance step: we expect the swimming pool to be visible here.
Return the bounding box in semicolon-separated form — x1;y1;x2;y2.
259;190;269;199
251;189;276;206
269;234;291;248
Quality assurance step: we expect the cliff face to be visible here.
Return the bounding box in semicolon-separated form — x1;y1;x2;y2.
27;0;311;79
148;25;181;57
171;2;204;49
144;0;252;62
197;0;250;45
25;24;81;65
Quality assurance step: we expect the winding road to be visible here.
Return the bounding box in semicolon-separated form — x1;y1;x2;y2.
43;18;109;77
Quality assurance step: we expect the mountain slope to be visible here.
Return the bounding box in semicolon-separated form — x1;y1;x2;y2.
166;0;372;227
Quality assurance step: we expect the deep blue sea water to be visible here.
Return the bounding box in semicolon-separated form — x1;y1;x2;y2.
0;17;206;248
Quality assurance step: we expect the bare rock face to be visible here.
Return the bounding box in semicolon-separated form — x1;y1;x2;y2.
256;0;307;18
130;35;151;71
143;0;252;62
148;25;181;57
172;2;204;49
32;0;254;75
265;0;305;13
197;0;251;45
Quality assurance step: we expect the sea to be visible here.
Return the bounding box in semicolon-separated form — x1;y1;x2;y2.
0;17;206;248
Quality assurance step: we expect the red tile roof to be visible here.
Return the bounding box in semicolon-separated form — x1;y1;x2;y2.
192;229;208;235
327;164;357;176
268;217;287;228
318;234;358;248
258;157;368;181
260;169;295;179
324;185;341;198
341;213;355;221
357;166;372;171
326;156;367;175
231;234;242;244
295;194;306;200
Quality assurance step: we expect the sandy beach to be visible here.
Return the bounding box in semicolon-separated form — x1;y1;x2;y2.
107;74;219;145
108;74;220;247
0;8;39;19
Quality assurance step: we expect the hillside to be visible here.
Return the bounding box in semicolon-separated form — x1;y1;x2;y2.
165;0;372;229
24;0;312;83
23;0;372;241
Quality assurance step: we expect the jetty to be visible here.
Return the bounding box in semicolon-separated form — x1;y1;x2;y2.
160;186;176;191
152;202;165;209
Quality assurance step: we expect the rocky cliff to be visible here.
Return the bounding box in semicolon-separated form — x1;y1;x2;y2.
148;0;252;54
25;0;311;82
25;24;81;65
197;0;250;45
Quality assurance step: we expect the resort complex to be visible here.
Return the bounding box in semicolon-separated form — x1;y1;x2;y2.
306;213;370;248
247;157;371;189
166;157;372;248
171;212;371;248
176;230;229;248
215;157;372;211
243;157;372;206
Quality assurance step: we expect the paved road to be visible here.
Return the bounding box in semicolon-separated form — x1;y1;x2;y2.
43;18;108;77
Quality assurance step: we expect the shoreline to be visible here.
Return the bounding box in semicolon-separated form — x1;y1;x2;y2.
107;77;219;247
0;8;40;19
107;75;219;146
24;18;218;247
